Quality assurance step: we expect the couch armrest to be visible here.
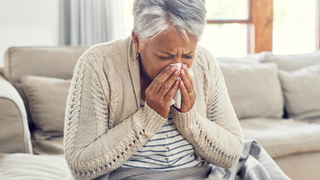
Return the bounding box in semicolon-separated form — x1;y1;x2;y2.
0;75;32;153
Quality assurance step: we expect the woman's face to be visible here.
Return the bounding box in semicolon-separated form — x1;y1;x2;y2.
132;29;198;81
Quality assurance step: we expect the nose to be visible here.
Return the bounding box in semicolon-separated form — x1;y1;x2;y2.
174;56;184;64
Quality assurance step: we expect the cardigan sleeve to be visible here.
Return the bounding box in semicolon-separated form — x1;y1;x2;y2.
63;49;166;180
171;50;244;169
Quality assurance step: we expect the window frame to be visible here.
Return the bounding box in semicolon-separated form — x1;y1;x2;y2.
206;0;273;53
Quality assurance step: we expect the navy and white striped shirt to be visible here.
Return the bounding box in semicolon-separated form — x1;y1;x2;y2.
122;100;206;170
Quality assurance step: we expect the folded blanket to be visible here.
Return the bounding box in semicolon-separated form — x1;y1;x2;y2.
208;140;291;180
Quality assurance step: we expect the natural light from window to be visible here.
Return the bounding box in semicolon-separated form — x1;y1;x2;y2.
122;0;318;57
273;0;317;55
122;0;248;57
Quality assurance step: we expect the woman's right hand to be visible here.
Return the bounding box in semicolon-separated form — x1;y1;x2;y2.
145;65;180;118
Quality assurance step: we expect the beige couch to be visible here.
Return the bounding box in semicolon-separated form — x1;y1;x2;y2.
0;46;319;179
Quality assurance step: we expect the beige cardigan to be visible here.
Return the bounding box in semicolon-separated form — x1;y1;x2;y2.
64;36;244;179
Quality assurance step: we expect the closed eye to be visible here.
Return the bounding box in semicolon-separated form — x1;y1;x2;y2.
157;55;172;60
183;55;193;59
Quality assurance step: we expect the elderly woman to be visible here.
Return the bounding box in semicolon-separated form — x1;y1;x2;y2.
64;0;288;180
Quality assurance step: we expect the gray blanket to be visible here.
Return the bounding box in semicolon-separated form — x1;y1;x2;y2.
97;140;290;180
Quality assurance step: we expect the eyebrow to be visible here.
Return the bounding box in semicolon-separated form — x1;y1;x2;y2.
159;51;194;56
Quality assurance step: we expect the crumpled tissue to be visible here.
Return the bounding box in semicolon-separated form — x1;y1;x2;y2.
170;63;194;109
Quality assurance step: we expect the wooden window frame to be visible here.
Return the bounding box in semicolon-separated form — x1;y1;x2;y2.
206;0;273;54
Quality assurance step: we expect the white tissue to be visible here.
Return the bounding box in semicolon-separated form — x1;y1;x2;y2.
169;63;194;109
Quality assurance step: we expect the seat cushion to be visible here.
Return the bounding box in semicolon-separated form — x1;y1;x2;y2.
0;153;70;180
219;62;283;119
32;136;64;155
274;151;320;180
240;118;320;158
278;64;320;120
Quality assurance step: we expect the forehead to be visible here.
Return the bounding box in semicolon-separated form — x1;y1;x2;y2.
143;29;198;52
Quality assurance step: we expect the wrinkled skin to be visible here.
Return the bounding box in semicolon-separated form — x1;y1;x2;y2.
132;29;197;118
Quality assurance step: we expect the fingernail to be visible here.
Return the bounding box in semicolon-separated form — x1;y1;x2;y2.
170;66;176;71
183;64;187;69
175;80;179;85
175;70;179;75
181;69;185;75
165;66;170;70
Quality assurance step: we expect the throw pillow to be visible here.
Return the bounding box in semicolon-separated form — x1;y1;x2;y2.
263;51;320;71
278;63;320;120
21;75;71;137
219;62;284;119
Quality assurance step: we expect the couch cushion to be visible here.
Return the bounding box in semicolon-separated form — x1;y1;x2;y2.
278;64;320;120
21;75;71;138
3;46;88;129
246;51;273;61
218;62;284;119
32;136;64;155
216;57;260;64
262;51;320;71
240;118;320;158
274;151;320;180
4;46;88;84
0;153;70;179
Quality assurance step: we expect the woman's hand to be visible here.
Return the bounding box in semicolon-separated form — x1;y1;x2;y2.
179;63;196;113
145;65;180;118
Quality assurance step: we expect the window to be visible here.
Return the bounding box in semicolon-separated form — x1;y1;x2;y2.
199;24;248;57
273;0;317;55
200;0;249;57
122;0;318;56
122;0;134;37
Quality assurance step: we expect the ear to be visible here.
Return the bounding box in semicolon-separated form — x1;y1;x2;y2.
132;30;141;53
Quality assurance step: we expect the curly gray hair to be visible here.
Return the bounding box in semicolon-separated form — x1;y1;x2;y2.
132;0;206;42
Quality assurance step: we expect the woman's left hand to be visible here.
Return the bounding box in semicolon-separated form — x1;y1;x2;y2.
179;63;196;113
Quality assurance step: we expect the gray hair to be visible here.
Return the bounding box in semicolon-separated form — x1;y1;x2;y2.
132;0;206;42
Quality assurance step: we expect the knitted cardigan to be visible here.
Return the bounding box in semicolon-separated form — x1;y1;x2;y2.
63;36;244;180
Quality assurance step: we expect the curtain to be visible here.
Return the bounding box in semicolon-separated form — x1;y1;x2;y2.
60;0;124;46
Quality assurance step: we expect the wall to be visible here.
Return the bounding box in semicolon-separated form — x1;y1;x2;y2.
0;0;60;67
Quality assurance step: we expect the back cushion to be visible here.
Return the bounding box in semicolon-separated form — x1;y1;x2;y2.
3;46;88;129
262;51;320;71
278;64;320;120
219;62;284;119
21;75;71;136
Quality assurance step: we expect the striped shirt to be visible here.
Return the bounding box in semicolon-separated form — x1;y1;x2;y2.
122;100;206;170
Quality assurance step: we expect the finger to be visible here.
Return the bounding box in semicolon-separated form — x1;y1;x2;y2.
151;65;177;94
180;69;193;94
179;80;190;101
163;80;179;103
158;69;180;97
182;64;193;86
148;65;171;91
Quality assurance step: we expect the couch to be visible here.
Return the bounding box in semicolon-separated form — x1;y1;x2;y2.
0;46;319;180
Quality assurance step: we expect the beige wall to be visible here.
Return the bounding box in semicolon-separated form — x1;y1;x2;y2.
0;0;60;67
